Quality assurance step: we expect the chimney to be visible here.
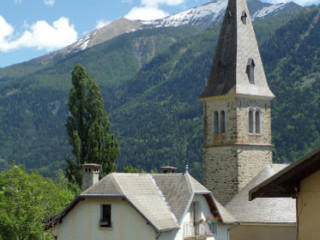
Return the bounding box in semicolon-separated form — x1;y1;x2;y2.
161;166;177;174
82;163;102;191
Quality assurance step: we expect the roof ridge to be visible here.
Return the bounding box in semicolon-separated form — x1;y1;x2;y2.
110;173;124;195
184;173;195;193
148;174;179;225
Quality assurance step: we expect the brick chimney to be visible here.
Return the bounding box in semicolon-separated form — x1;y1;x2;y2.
82;163;101;191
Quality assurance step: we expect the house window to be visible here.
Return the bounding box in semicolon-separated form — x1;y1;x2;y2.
213;110;226;134
246;58;255;84
100;204;111;228
248;108;261;135
190;202;200;225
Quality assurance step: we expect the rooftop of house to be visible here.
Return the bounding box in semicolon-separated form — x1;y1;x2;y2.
249;145;320;200
226;164;296;224
46;172;237;232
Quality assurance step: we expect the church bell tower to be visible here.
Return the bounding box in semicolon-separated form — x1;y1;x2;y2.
200;0;275;205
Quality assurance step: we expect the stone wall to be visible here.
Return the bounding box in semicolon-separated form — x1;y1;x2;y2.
202;96;272;205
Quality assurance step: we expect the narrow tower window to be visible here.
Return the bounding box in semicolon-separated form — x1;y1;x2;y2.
220;111;226;133
246;58;255;84
248;109;254;134
255;110;261;134
241;11;247;24
214;111;219;134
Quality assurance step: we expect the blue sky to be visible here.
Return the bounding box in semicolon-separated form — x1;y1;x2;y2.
0;0;319;68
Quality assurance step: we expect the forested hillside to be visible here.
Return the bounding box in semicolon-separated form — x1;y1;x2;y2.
0;6;319;180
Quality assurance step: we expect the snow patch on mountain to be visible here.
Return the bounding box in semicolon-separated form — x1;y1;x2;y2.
72;33;92;52
141;0;300;28
143;0;228;28
251;3;287;20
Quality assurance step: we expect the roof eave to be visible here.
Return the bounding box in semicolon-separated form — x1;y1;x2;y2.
249;145;320;200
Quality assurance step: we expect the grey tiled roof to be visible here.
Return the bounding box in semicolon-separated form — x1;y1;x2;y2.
152;174;192;223
214;197;237;224
47;172;237;231
225;164;296;224
83;174;122;195
81;173;237;231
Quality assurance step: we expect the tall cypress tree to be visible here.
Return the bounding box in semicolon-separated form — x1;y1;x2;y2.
65;65;119;187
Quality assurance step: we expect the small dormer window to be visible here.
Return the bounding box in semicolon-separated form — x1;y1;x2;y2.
246;58;255;84
241;11;247;24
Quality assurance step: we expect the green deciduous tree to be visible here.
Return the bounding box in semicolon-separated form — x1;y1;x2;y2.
0;165;77;240
65;65;119;187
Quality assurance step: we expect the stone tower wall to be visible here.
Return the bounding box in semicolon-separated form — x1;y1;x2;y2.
202;97;273;205
236;98;272;145
202;145;239;205
203;97;237;146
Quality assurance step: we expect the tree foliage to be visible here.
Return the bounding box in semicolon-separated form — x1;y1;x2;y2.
65;65;119;186
0;166;77;240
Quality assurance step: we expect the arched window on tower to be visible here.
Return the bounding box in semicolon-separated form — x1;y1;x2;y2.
246;58;255;84
213;110;226;134
248;108;262;134
214;111;219;134
220;111;226;133
248;109;254;134
255;110;261;134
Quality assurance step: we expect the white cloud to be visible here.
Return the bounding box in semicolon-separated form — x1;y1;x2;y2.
96;20;111;29
14;0;55;5
0;16;14;39
0;16;78;52
125;6;169;20
125;0;184;20
141;0;184;7
44;0;55;6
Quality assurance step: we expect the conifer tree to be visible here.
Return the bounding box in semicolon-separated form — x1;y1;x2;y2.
65;65;119;186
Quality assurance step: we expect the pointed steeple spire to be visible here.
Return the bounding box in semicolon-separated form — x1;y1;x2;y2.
200;0;274;99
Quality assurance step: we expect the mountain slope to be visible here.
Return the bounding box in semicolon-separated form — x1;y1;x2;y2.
0;6;318;180
0;0;301;83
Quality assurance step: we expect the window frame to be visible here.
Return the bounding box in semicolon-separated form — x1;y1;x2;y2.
100;204;112;228
248;108;262;135
213;110;226;135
